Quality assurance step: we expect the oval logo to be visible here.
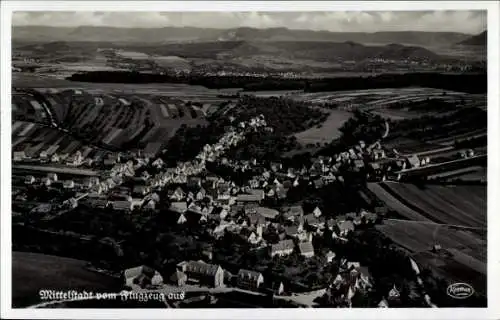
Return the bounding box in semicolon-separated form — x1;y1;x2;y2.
447;283;474;299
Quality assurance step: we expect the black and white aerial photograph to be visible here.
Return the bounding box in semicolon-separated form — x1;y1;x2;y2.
1;1;499;319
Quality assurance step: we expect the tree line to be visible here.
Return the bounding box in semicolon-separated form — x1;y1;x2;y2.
67;71;486;94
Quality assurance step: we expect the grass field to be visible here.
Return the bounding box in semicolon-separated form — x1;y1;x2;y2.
293;110;352;145
12;251;120;308
382;182;486;228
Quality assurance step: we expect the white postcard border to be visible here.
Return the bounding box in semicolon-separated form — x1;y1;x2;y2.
1;1;498;319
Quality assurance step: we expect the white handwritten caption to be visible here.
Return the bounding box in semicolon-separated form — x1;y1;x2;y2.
39;290;185;302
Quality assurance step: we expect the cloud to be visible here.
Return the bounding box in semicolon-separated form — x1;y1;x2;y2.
12;11;487;34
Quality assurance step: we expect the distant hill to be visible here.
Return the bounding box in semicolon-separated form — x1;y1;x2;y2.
261;41;442;62
458;31;487;46
374;43;441;60
13;38;447;68
13;25;472;46
21;41;74;52
14;38;443;62
135;40;444;62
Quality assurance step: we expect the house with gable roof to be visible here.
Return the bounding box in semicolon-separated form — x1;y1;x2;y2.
177;260;224;287
313;206;322;217
270;240;295;257
298;241;315;258
169;187;185;201
170;202;188;214
337;220;355;236
237;269;264;291
282;205;304;222
247;213;267;229
123;265;163;289
170;270;188;286
301;213;325;230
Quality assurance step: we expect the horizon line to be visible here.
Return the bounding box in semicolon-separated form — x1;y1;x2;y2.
11;25;485;35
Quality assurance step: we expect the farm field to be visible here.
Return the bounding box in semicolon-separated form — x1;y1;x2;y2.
376;219;486;296
382;182;486;228
414;146;487;164
12;86;209;154
428;166;487;182
14;73;236;112
151;55;191;72
412;249;486;298
12;251;119;308
424;130;487;146
246;90;302;97
232;54;342;72
383;137;443;155
293;109;352;145
369;110;408;120
13;164;99;177
289;87;476;101
367;183;432;222
13;73;221;96
115;50;150;59
396;155;487;178
376;219;486;257
11;121;90;157
286;87;485;120
12;73;234;158
12;90;51;125
448;168;487;182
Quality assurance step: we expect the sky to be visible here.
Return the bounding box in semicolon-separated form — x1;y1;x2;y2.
12;11;487;34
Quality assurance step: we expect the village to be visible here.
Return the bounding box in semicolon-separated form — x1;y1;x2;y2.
11;109;460;308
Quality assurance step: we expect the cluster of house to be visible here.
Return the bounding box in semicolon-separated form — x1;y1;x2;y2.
21;158;141;211
135;125;389;255
15;147;87;167
17;115;268;214
13;146;102;167
326;259;374;307
457;149;475;159
19;115;400;235
326;258;416;308
164;167;382;256
194;68;326;80
123;265;164;290
123;260;286;296
198;70;269;78
122;257;381;305
74;115;267;212
209;138;433;186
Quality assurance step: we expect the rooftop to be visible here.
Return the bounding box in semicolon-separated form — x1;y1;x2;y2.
237;269;262;281
271;240;295;252
183;261;221;277
299;242;315;254
255;207;279;219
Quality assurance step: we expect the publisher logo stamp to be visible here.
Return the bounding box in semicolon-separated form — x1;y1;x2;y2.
446;283;474;299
